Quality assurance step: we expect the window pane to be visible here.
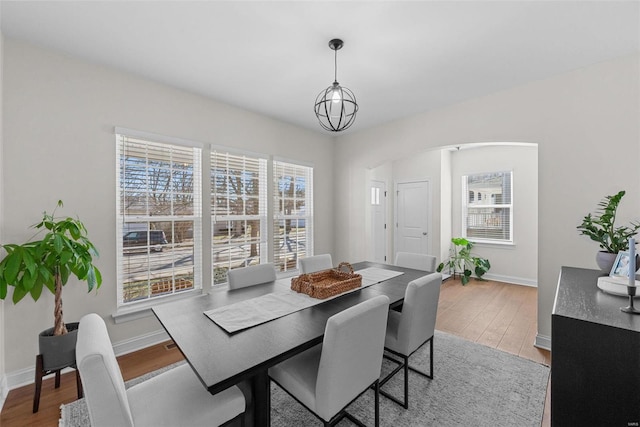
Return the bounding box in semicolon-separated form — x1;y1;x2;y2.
467;172;511;206
465;207;511;241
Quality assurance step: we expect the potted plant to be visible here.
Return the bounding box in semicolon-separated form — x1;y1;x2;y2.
0;201;102;375
577;190;640;272
437;237;491;285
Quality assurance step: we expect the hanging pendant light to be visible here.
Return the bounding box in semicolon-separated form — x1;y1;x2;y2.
314;39;358;132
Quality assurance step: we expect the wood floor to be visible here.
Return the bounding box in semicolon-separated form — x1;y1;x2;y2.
436;278;551;366
1;277;551;427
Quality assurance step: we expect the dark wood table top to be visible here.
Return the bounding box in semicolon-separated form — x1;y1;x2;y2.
553;266;640;332
152;261;427;394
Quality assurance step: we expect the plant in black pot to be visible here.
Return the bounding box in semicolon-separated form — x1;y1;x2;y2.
437;237;491;285
0;201;101;411
577;190;640;272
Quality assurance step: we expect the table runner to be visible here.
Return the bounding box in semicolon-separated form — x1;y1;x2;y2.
204;267;404;333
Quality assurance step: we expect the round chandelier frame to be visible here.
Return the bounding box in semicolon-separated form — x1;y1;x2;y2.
314;39;359;132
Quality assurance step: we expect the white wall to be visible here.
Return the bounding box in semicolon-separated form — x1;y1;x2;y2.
1;39;334;376
334;53;640;347
440;149;452;264
0;27;7;407
450;144;538;285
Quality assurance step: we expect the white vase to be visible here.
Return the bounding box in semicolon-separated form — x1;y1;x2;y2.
595;251;618;273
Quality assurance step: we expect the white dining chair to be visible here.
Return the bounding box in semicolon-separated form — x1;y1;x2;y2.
395;251;437;272
380;272;442;409
227;263;277;290
299;253;333;274
269;295;390;427
76;313;246;427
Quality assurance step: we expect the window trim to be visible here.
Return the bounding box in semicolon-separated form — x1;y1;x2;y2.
115;127;204;149
115;129;203;310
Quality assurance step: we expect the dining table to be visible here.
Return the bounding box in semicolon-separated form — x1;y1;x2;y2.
152;261;429;427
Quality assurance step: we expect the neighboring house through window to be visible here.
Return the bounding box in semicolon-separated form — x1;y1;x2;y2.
462;171;513;243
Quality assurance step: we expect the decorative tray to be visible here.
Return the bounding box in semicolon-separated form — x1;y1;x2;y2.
291;262;362;299
597;276;640;298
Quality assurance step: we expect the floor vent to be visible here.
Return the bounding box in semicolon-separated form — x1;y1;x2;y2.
164;343;177;350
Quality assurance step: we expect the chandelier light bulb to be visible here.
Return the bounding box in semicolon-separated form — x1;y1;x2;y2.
331;85;342;103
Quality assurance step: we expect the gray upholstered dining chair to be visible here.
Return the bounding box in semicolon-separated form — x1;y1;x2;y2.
76;313;246;427
299;253;333;273
227;263;276;290
380;272;442;409
395;251;437;272
269;295;390;427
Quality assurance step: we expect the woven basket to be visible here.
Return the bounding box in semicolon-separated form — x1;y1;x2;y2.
291;262;362;299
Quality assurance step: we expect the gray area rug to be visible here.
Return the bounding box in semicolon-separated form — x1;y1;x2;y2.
60;330;549;426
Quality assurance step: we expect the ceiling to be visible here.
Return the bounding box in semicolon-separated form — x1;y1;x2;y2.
1;1;638;135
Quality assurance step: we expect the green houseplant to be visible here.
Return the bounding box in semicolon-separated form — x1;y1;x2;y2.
0;201;102;335
437;237;491;285
577;190;640;272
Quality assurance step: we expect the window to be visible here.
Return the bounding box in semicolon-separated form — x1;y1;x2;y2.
273;160;313;272
116;130;316;302
116;131;202;306
371;187;381;205
211;149;268;284
462;171;512;243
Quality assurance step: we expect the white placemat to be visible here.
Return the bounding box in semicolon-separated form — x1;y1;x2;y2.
204;267;403;333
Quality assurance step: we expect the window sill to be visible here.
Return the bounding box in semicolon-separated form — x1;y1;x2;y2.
112;289;203;324
468;240;515;248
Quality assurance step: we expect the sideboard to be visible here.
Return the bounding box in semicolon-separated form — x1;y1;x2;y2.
551;266;640;426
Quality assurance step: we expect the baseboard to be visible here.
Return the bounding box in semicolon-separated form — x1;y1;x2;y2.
482;273;537;288
111;328;170;357
535;333;551;351
0;373;8;412
5;328;170;391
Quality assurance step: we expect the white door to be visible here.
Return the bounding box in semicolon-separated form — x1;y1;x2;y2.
395;180;430;257
370;180;386;263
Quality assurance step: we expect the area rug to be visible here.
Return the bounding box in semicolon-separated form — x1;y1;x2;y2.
60;330;549;426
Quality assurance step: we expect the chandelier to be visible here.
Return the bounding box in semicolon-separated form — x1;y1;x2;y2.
314;39;358;132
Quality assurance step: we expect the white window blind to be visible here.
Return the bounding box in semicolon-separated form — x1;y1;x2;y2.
116;133;202;306
211;150;268;284
462;171;513;243
273;161;314;272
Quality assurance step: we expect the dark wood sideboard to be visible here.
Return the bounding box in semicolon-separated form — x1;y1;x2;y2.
552;266;640;426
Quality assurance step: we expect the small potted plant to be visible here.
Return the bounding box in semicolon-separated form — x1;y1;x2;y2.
577;190;640;272
0;201;102;373
437;237;491;285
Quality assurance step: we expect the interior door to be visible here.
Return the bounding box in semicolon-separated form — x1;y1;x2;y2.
370;180;386;263
395;180;430;257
